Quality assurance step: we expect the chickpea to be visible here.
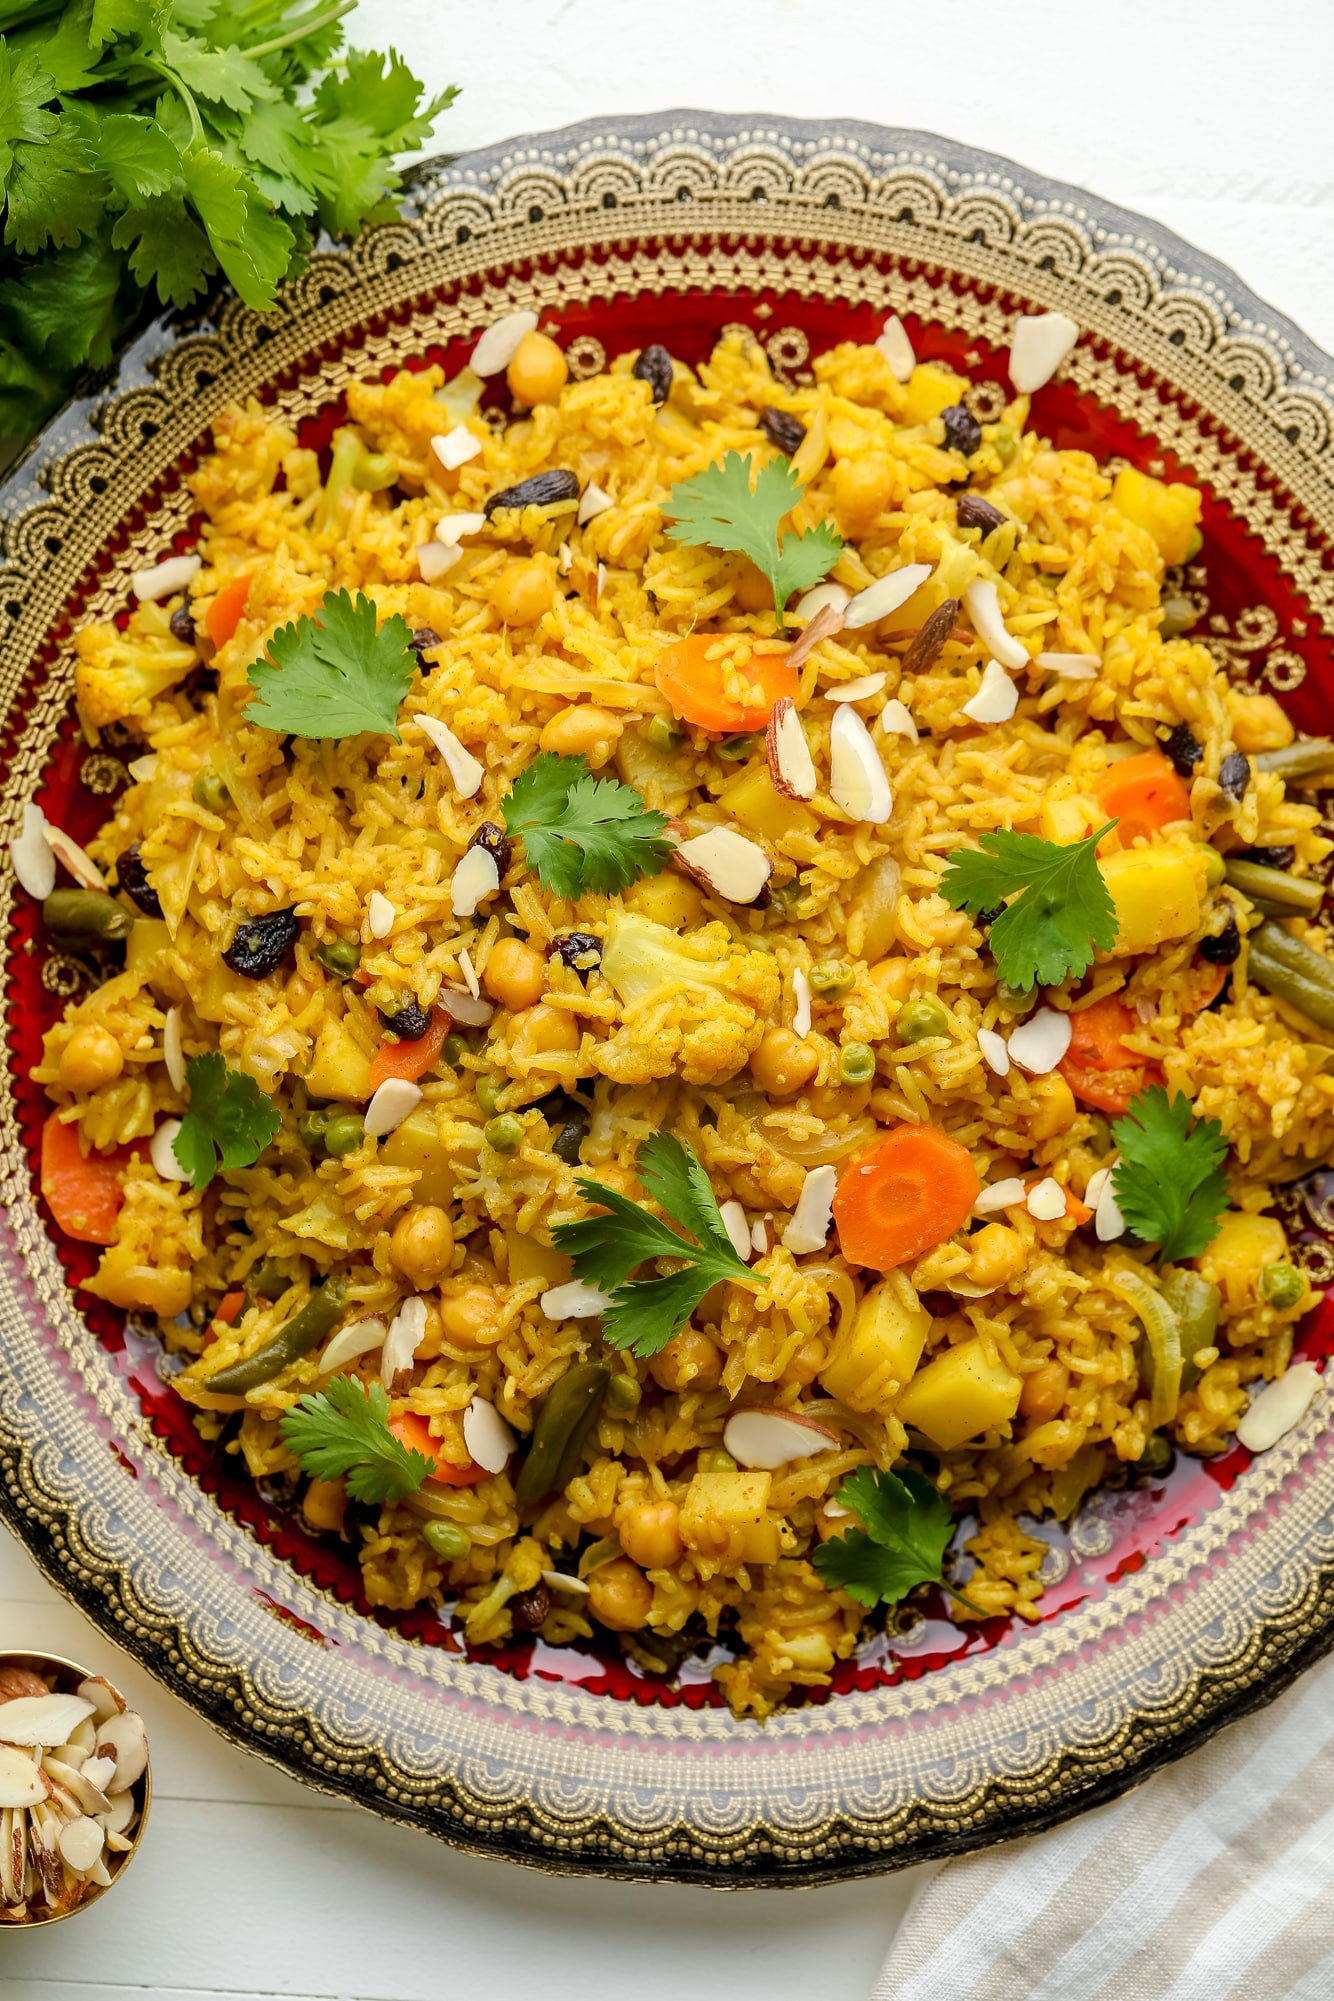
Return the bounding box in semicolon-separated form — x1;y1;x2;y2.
867;957;914;1004
484;937;547;1012
505;330;568;405
1227;690;1293;755
491;554;557;627
539;703;624;768
749;1026;819;1097
966;1222;1027;1291
618;1499;684;1570
786;1335;826;1387
389;1204;456;1290
1023;1072;1076;1141
731;556;773;613
300;1478;347;1535
833;457;894;532
650;1326;723;1393
586;1556;653;1632
438;1283;503;1349
509;1002;580;1061
1019;1359;1070;1422
59;1024;125;1093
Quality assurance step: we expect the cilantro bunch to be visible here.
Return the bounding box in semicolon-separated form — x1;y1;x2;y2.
0;2;455;451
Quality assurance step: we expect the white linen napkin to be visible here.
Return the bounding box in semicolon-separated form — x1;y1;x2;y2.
872;1653;1334;2001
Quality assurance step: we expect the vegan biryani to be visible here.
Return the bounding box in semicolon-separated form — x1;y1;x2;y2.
22;305;1334;1716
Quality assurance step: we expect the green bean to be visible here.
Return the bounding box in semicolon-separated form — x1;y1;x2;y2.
896;996;951;1043
422;1520;471;1561
315;937;362;979
1246;922;1334;1031
1259;1260;1306;1309
1254;737;1334;783
42;889;134;944
247;1259;291;1303
201;1278;347;1396
515;1362;611;1507
1224;858;1324;917
1159;1267;1221;1389
484;1113;524;1154
839;1041;876;1084
191;768;232;812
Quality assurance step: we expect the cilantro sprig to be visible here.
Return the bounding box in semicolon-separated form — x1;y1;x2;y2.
552;1135;758;1357
663;451;842;622
501;751;673;901
813;1467;978;1611
172;1051;280;1191
279;1375;434;1505
1111;1085;1229;1262
0;13;455;451
940;823;1119;990
244;589;417;740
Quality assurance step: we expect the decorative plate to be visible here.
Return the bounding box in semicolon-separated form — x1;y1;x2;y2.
1;114;1332;1886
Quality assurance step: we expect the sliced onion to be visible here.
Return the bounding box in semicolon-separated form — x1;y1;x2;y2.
1110;1265;1182;1426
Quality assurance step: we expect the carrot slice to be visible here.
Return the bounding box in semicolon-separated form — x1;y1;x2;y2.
1097;751;1191;847
832;1124;981;1271
1058;997;1164;1117
366;1006;452;1094
205;572;251;649
40;1112;130;1245
388;1411;487;1487
654;633;797;732
214;1288;246;1326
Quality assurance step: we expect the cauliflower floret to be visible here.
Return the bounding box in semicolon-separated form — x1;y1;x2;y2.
74;607;196;729
592;910;779;1086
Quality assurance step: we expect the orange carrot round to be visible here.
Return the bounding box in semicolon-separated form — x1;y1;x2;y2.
40;1112;129;1244
205;572;251;649
1058;996;1163;1116
832;1124;981;1271
366;1006;452;1094
1097;750;1191;847
388;1410;486;1487
654;633;797;732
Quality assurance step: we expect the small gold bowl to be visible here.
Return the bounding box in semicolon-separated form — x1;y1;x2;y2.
0;1648;152;1928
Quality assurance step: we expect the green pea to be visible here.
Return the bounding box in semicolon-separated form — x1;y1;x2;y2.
716;734;755;762
297;1110;330;1152
839;1041;876;1084
475;1073;505;1117
607;1372;642;1412
322;1113;365;1158
1258;1260;1305;1309
440;1033;467;1067
484;1113;524;1154
1135;1434;1174;1476
996;981;1037;1016
42;889;134;944
315;937;362;979
896;996;952;1043
191;768;232;812
642;715;682;752
422;1520;471;1561
1202;847;1227;889
989;425;1018;463
809;960;853;997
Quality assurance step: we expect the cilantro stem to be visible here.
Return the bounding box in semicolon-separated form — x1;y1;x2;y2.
246;1;357;59
144;61;204;146
941;1583;990;1619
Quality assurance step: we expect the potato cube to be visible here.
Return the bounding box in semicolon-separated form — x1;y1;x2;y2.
1100;846;1204;956
821;1273;931;1414
902;363;969;426
381;1105;456;1209
305;1015;372;1102
1197;1211;1289;1312
680;1467;772;1558
718;764;817;845
894;1340;1021;1448
1111;466;1202;566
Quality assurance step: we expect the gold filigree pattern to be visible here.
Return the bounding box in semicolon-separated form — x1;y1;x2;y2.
0;116;1332;1884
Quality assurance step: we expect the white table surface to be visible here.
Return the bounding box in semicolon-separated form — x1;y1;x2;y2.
5;2;1333;1995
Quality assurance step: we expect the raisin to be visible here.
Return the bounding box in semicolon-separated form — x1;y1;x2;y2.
223;907;298;979
1237;844;1296;869
550;930;602;975
900;598;960;677
941;404;982;456
1219;750;1251;801
1163;722;1203;776
483;470;581;519
510;1584;551;1631
407;627;441;658
956;493;1007;534
632;344;673;405
758;406;805;456
116;842;163;918
1199;911;1241;965
471;821;513;875
169;603;197;646
378;999;431;1040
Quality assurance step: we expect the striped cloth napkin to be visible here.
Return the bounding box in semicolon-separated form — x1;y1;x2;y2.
872;1653;1334;2001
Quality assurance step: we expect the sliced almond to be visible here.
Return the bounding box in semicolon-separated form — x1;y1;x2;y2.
131;553;200;603
751;1216;774;1255
1093;1171;1126;1243
963;577;1029;671
436;510;487;544
458;947;480;998
540;1279;611;1320
541;1568;591;1597
717;1200;753;1263
875;314;916;384
439;985;493;1026
578;483;613;526
462;1395;515;1474
977;1027;1011;1077
1009;310;1080;394
80;1755;116;1794
163;1007;186;1093
417;714;484;798
44;823;106;891
366;891;396;939
781;1164;837;1255
823;672;887;704
0;1748;45;1810
829;704;892;823
791;965;812;1040
1236;1362;1323;1453
149;1119;191;1182
961;658;1019;725
1037;650;1100;681
844;563;933;630
75;1678;124;1725
450;844;500;918
766;698;816;801
380;1296;428;1389
1026;1177;1067;1222
319;1316;386;1375
417;541;461;585
973;1177;1027;1216
42;1758;110;1818
673;826;772;904
880;697;919;743
786;599;846;670
0;1671;50;1703
363;1077;423;1140
93;1710;147;1792
98;1791;136;1838
11;803;55;900
723;1407;839;1470
556;541;573;576
1;1803;22;1904
471;309;539;377
56;1815;103;1875
430;426;482;472
793;582;851;623
1007;1007;1072;1075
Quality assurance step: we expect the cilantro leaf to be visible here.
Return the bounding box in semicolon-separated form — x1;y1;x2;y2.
110;195;217;308
812;1467;954;1608
172;1051;280;1191
0;46;101;257
245;589;417;740
940;822;1119;990
501;751;673;899
1;227;128;373
552;1135;756;1357
278;1375;434;1505
664;451;842;620
89;113;183;205
161;29;279;114
1110;1085;1229;1262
